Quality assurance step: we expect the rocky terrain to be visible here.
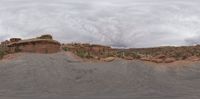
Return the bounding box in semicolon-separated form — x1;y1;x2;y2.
0;52;200;99
1;36;200;98
1;35;200;63
62;43;200;63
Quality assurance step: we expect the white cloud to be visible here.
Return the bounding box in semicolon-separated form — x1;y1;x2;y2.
0;0;200;48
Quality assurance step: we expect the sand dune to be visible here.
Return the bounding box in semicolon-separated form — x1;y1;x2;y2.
0;52;200;99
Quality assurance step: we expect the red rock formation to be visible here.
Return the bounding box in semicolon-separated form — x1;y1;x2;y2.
8;39;61;53
2;35;61;54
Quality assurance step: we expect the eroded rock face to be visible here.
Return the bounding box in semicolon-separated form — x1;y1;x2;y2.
2;35;61;54
10;41;60;54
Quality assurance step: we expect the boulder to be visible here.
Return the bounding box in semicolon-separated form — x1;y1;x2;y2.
165;58;176;63
186;56;200;61
151;59;163;63
124;56;134;60
101;57;115;62
140;57;151;61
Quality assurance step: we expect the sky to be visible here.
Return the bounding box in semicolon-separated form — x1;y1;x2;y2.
0;0;200;48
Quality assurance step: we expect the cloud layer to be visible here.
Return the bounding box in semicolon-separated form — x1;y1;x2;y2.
0;0;200;48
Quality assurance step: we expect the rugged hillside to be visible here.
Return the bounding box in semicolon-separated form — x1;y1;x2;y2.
0;52;200;99
62;43;200;63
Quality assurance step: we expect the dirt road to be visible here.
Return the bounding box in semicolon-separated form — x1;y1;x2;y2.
0;52;200;99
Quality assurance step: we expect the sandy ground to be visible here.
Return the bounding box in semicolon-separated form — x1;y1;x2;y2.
0;52;200;99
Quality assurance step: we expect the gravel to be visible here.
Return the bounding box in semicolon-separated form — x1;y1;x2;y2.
0;52;200;99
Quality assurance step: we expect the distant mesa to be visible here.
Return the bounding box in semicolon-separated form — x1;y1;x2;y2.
0;34;61;54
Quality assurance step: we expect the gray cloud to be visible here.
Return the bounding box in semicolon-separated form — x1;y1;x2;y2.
185;35;200;45
0;34;9;41
0;0;200;48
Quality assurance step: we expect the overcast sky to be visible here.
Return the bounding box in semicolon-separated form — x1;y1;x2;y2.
0;0;200;48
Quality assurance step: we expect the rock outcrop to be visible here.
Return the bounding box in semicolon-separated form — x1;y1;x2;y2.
1;34;61;54
101;57;115;62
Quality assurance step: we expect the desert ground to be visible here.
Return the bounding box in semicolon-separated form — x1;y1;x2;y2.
0;52;200;99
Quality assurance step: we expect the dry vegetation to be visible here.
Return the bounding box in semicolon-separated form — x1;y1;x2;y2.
130;45;200;60
61;43;146;61
0;48;7;59
62;43;112;59
62;43;200;63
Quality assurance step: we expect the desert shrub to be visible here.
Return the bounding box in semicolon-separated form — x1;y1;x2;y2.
172;52;187;60
115;51;141;59
124;52;141;59
116;51;125;58
181;55;188;60
76;50;92;58
130;52;141;59
63;47;69;51
196;51;200;57
0;49;6;59
106;51;116;57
